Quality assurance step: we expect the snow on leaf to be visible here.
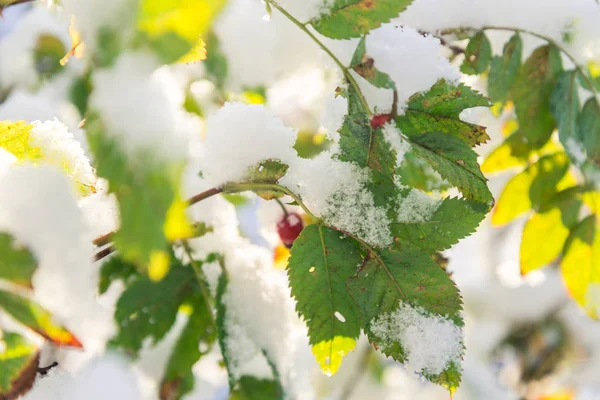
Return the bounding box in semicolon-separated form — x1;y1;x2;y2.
391;197;487;252
311;0;414;39
395;79;491;147
409;132;493;205
0;290;82;348
0;233;37;288
460;31;492;75
0;333;39;400
512;45;563;147
287;224;362;375
347;246;463;387
488;33;522;105
350;35;395;89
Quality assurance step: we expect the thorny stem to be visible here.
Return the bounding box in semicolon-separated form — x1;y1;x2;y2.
266;0;373;116
440;25;600;100
182;240;217;329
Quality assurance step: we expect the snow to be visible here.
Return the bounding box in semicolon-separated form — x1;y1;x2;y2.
365;25;460;112
396;189;442;223
30;118;96;193
199;102;299;186
0;7;70;89
370;302;463;375
91;52;195;162
273;0;333;23
382;123;411;166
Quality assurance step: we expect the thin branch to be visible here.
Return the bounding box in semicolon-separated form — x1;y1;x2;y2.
181;240;217;329
274;197;289;217
267;0;372;116
187;186;224;206
440;25;599;99
94;245;115;262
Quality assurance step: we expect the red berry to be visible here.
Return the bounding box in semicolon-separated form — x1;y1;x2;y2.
277;212;304;248
370;113;392;129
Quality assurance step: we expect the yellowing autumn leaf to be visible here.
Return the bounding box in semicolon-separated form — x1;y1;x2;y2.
521;208;571;274
561;216;600;319
164;197;194;241
0;121;42;161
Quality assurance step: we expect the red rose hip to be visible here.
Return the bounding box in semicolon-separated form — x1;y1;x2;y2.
277;212;304;248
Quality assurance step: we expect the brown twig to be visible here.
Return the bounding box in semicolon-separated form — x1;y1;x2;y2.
94;245;115;262
187;186;224;206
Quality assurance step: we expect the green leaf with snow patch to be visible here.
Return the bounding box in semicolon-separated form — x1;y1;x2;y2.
160;288;216;400
551;70;581;166
391;197;487;252
110;263;196;354
395;79;491;147
87;116;181;267
350;36;395;89
99;256;140;295
310;0;414;40
346;246;463;385
460;31;492;75
337;87;399;214
409;132;493;206
287;224;363;376
488;33;522;105
396;151;452;192
246;160;289;200
578;98;600;168
0;332;39;399
512;45;563;147
0;233;37;288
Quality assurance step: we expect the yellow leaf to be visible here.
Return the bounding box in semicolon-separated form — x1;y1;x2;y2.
561;216;600;319
520;208;570;274
481;137;527;174
583;191;600;213
0;121;42;161
311;336;357;376
501;119;519;137
492;153;570;226
273;244;290;270
148;250;170;282
177;38;206;64
164;197;194;241
60;16;85;66
138;0;228;43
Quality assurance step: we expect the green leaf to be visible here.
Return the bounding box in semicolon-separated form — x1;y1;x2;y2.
215;270;236;389
99;256;140;295
311;0;414;39
110;264;196;354
561;216;600;319
551;70;581;165
160;290;216;400
492;152;571;226
287;224;362;375
69;72;92;117
395;79;491;147
488;33;522;104
204;31;228;90
577;98;600;167
33;35;66;79
460;31;492;75
391;197;487;252
350;36;395;89
0;290;82;348
512;45;563;147
346;246;463;386
396;151;452;192
142;31;191;64
87;116;180;266
409;132;493;205
0;233;37;288
229;376;283;400
0;332;39;399
337;87;399;214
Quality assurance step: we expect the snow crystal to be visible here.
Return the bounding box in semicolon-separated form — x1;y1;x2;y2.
370;303;463;375
320;90;348;146
382;123;411;166
30;118;96;191
397;189;442;223
91;52;194;162
282;154;393;247
0;7;70;89
365;25;460;112
0;148;16;177
199;102;299;186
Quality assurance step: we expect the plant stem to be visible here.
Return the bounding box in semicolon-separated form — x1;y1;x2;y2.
440;25;599;99
182;240;217;328
187;186;224;206
339;346;373;400
266;0;372;115
274;197;289;217
94;245;115;262
223;182;319;221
